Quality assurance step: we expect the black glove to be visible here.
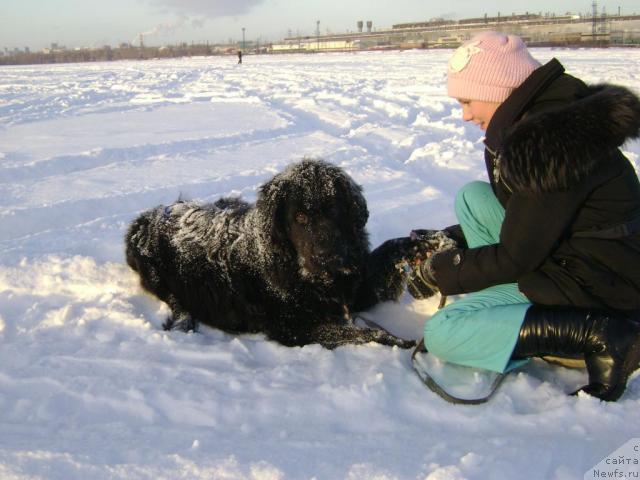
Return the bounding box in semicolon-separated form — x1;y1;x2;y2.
403;229;458;300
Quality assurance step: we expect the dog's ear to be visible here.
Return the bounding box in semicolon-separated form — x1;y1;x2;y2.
333;173;369;229
350;181;369;229
255;173;299;293
256;174;290;247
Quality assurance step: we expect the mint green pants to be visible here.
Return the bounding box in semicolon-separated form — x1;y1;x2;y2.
423;181;531;373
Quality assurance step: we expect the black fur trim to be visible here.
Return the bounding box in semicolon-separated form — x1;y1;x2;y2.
499;85;640;193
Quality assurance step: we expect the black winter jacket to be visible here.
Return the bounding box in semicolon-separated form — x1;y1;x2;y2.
432;59;640;311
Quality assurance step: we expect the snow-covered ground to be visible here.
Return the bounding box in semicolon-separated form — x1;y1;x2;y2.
1;49;639;480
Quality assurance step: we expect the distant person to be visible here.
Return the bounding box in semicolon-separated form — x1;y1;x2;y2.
405;31;640;401
238;50;242;64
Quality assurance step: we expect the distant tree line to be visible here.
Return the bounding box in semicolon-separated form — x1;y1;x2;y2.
0;43;243;66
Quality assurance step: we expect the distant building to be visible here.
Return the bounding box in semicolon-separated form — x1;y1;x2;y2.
271;38;357;52
270;11;640;53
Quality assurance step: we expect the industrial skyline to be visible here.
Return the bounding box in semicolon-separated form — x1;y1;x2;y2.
3;0;640;51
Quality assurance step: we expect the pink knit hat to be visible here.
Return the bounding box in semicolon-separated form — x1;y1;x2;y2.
447;31;541;103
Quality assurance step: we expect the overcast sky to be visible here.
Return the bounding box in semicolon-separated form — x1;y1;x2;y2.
3;0;640;50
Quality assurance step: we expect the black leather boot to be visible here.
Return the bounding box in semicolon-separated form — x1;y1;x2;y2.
513;305;640;402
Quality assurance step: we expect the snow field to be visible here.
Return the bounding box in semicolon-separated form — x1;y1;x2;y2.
0;49;639;479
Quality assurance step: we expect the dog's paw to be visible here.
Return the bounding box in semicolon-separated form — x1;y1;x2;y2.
162;312;198;333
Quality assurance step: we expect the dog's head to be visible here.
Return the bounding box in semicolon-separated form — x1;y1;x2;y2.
255;159;370;294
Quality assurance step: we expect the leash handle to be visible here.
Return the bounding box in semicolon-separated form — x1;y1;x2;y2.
438;294;448;309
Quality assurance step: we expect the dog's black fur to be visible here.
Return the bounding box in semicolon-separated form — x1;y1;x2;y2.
125;159;416;349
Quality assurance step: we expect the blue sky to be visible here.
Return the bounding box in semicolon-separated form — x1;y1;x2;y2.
3;0;639;50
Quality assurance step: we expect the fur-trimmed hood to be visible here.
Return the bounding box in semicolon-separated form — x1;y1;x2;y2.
498;84;640;193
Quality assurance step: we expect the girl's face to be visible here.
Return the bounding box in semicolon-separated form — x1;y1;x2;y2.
457;99;501;131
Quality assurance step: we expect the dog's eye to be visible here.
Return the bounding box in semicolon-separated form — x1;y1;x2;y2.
295;212;309;225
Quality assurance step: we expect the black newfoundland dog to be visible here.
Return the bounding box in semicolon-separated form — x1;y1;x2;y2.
125;159;417;349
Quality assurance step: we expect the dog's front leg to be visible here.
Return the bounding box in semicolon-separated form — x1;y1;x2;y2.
162;294;198;332
353;236;421;310
307;321;416;350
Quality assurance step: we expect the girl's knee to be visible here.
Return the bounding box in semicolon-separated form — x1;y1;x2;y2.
454;181;492;215
423;308;467;358
454;181;504;246
423;310;445;339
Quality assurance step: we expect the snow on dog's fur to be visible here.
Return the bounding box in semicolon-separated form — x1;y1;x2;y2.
125;159;416;348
